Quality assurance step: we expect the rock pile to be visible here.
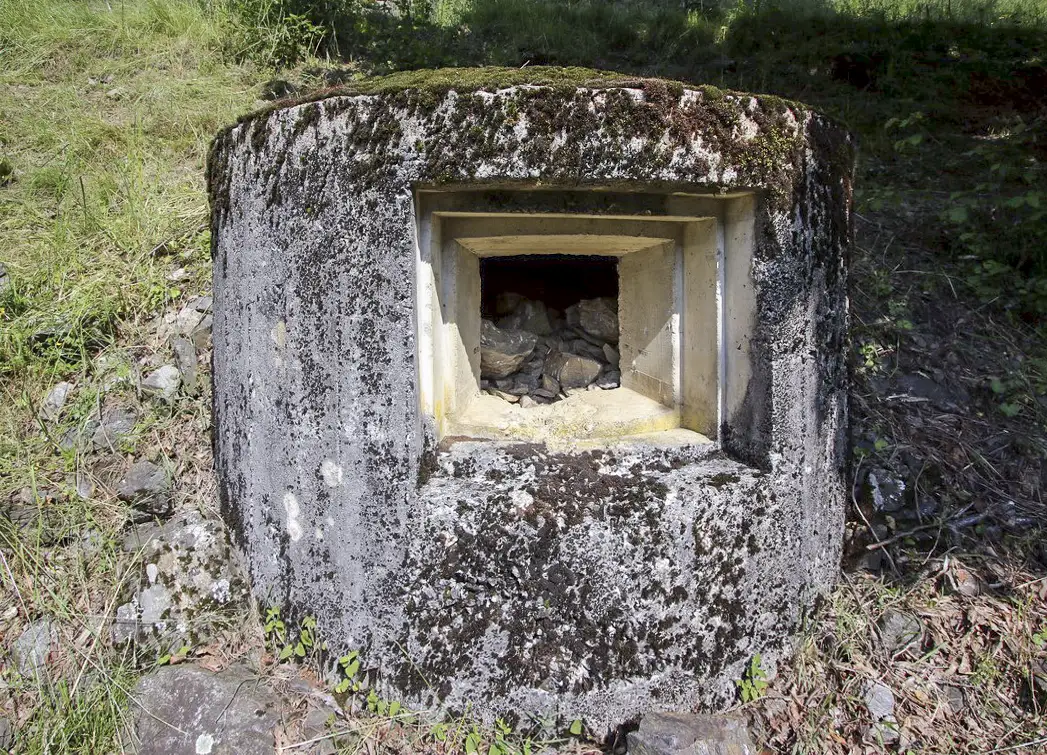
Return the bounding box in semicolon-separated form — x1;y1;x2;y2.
480;293;621;406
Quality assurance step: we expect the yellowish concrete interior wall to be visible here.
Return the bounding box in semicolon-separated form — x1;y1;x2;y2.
680;218;719;436
619;240;677;407
723;195;757;427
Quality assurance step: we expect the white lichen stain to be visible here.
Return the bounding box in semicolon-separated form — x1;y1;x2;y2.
509;489;533;516
320;459;343;487
271;320;286;348
195;733;215;754
210;578;231;603
282;491;304;542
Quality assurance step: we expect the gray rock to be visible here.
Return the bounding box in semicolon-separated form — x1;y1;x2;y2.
498;298;552;336
596;370;621;390
866;469;906;513
117;460;172;517
864;680;896;722
953;566;983;596
77;528;104;556
567;297;618;342
861;680;901;744
40;381;74;421
546;351;601;389
171;336;197;393
161;299;212;343
878;609;922;654
142;364;181;401
139;584;172;625
485;388;518;403
570;337;607;361
519;395;537;409
191;314;213;349
13;619;54;677
131;665;282;755
626;712;757;755
508;372;539;395
868;720;899;745
90;406;138;451
112;602;139;645
480;320;537;379
541;374;560;395
75;471;93;499
0;715;11;752
189;295;213;313
941;684;965;714
602;342;620;366
122;521;166;552
115;512;247;649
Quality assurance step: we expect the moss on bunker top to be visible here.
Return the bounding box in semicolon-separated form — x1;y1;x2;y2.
233;65;807;131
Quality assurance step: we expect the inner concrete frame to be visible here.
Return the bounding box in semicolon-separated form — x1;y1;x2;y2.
416;190;756;444
208;69;854;734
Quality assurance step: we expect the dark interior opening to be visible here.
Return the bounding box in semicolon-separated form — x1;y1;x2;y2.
480;254;618;317
478;254;623;405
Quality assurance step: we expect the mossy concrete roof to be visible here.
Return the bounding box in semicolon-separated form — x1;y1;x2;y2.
234;65;812;129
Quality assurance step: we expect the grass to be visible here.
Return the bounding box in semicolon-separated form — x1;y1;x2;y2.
0;0;1045;752
0;0;258;750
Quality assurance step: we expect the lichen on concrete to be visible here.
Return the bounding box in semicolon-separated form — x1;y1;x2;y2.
208;67;853;733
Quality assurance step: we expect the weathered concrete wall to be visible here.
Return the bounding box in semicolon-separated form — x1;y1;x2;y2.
208;67;853;733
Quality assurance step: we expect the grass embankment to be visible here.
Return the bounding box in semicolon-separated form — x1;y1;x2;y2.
0;1;255;750
1;0;1046;752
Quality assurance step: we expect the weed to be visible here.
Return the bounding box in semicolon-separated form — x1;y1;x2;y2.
736;653;770;703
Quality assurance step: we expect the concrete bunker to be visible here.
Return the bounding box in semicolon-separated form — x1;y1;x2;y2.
208;68;854;733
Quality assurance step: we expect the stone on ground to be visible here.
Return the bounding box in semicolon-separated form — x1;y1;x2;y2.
89;406;139;451
480;320;537;379
142;364;181;401
39;381;74;421
171;335;198;393
117;460;172;518
112;512;246;648
546;351;601;389
863;680;899;744
567;297;618;342
878;609;922;653
131;665;281;755
13;619;55;677
626;712;757;755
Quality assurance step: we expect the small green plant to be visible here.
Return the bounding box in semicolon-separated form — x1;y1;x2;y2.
989;376;1024;418
736;653;769;703
1033;626;1047;648
464;724;482;754
263;605;287;654
333;650;362;693
263;607;318;661
365;688;402;717
488;718;514;755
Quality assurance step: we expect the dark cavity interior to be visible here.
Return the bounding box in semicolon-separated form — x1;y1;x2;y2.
478;254;623;406
480;254;618;317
